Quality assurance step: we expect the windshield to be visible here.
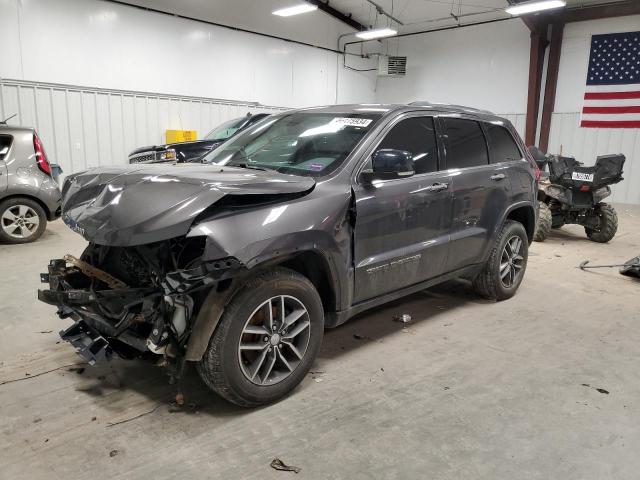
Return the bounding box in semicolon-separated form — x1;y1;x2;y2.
202;112;381;177
205;117;248;141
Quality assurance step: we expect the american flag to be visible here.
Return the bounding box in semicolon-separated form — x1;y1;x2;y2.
581;31;640;128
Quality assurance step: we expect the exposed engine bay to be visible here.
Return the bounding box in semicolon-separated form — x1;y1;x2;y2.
38;236;243;377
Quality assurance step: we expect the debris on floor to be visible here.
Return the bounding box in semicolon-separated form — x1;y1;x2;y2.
393;313;412;323
68;367;85;375
109;449;119;458
578;255;640;279
353;334;373;341
581;383;610;395
270;458;301;474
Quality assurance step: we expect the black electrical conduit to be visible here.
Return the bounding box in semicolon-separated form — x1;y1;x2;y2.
102;0;363;56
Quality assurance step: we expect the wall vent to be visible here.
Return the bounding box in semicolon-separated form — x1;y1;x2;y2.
378;56;407;77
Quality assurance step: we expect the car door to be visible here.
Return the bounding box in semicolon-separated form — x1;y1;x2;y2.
352;114;453;303
438;116;512;273
484;122;532;205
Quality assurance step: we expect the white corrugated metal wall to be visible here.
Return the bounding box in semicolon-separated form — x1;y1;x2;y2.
548;113;640;205
0;79;286;177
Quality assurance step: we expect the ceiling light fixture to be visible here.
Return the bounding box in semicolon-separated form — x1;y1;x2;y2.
505;0;566;16
272;3;318;17
355;27;398;40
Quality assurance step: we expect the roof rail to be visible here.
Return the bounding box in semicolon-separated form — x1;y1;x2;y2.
409;101;494;115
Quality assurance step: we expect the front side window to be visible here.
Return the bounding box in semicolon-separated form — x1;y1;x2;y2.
485;124;522;164
203;113;381;177
376;116;438;174
442;118;489;169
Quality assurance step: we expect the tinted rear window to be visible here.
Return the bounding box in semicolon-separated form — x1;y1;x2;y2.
485;124;522;164
442;118;488;169
0;135;12;161
377;116;438;174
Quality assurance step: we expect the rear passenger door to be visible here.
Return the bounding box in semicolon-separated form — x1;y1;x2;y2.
438;117;512;273
484;122;531;206
352;114;452;303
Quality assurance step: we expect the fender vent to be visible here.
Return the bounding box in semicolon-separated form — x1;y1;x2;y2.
378;56;407;77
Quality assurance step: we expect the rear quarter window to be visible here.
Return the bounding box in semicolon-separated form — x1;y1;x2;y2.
485;124;523;164
0;135;13;161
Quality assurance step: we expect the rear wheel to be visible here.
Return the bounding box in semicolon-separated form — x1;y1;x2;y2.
473;220;528;301
197;267;324;407
585;203;617;243
0;197;47;244
534;201;552;242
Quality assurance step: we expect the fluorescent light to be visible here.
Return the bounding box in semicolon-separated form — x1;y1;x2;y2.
272;3;318;17
505;0;566;16
355;27;398;40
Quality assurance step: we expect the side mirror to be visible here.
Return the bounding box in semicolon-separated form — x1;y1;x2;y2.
361;149;414;182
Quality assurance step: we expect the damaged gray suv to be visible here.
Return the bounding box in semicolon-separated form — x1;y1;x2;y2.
39;103;538;406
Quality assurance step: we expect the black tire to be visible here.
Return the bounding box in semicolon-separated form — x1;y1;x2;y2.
473;220;528;301
197;267;324;407
585;203;618;243
534;201;552;242
0;197;47;244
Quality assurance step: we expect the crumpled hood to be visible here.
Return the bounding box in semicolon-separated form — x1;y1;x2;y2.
61;164;315;246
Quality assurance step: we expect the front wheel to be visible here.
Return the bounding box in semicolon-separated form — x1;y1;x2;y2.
473;220;528;301
197;267;324;407
585;203;618;243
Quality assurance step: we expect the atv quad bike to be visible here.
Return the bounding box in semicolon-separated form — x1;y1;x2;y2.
529;147;625;243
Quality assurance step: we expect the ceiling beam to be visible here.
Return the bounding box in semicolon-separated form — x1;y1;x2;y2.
560;1;640;23
306;0;366;31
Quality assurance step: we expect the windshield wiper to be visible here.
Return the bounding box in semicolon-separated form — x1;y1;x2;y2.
234;163;270;172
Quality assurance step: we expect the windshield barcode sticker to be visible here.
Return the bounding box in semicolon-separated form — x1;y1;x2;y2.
571;172;594;182
330;117;373;128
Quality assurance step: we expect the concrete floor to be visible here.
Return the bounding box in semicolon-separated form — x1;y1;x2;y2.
0;205;639;480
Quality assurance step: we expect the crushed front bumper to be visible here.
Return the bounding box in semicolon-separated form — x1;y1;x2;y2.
38;258;158;363
59;320;112;365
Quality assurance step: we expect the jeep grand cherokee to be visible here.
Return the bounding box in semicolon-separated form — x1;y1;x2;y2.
39;103;538;406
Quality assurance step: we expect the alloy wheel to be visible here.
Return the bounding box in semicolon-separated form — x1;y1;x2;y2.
500;235;524;288
1;205;40;239
238;295;311;385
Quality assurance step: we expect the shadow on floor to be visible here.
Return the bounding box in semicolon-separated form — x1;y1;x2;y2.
67;278;489;415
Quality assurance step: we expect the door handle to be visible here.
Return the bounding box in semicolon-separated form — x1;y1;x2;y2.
490;173;506;181
424;182;449;192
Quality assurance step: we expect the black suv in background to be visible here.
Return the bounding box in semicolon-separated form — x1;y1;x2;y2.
41;103;538;407
128;113;270;164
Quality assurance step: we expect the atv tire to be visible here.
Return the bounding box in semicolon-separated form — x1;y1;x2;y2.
473;220;528;301
197;267;324;407
533;201;552;242
585;203;618;243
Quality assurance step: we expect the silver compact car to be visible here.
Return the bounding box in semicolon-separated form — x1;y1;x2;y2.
0;117;62;243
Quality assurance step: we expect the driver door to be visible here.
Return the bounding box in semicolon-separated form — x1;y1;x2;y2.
352;114;453;303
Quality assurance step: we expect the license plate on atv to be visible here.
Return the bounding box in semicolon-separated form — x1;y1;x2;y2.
571;172;594;182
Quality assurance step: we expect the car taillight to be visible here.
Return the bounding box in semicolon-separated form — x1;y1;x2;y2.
33;132;52;175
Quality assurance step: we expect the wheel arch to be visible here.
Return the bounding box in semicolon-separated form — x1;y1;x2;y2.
504;202;536;244
185;248;339;362
0;193;52;219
